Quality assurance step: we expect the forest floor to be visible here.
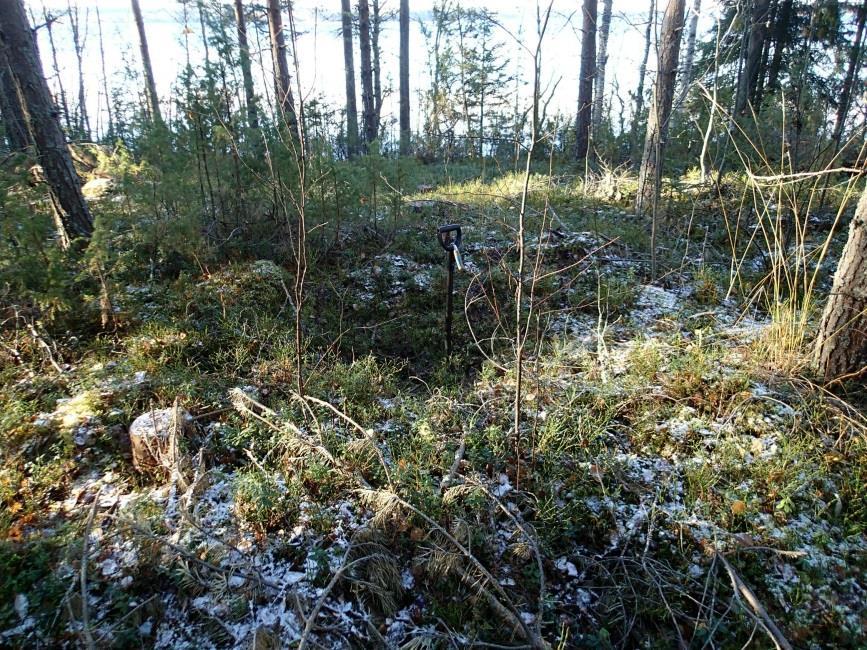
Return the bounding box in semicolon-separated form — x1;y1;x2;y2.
1;162;866;649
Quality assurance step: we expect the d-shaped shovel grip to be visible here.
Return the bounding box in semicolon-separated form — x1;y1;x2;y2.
437;224;462;252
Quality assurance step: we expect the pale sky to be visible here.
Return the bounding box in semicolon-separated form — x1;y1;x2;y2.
31;0;720;139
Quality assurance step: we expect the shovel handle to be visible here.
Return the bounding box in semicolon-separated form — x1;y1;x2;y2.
437;224;462;252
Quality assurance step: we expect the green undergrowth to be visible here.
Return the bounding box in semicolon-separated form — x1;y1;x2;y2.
0;163;864;648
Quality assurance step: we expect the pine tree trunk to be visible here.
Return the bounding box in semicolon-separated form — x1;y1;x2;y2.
0;47;32;151
96;6;113;139
575;0;596;160
676;0;701;107
399;0;410;155
0;0;93;243
832;0;867;151
341;0;359;157
766;0;792;93
635;0;686;215
735;0;771;115
630;0;655;164
42;8;71;133
67;1;89;139
266;0;298;135
358;0;376;146
372;0;383;135
591;0;612;143
131;0;162;125
234;0;258;130
816;188;867;382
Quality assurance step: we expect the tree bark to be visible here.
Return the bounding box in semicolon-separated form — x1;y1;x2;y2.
67;1;89;139
399;0;410;155
635;0;686;215
341;0;359;157
575;0;596;160
95;6;112;139
832;0;867;151
0;0;93;243
372;0;383;134
816;188;867;382
130;0;162;125
591;0;612;143
0;47;32;151
766;0;792;94
267;0;298;135
234;0;258;130
676;0;701;107
358;0;376;146
735;0;771;115
42;6;71;133
630;0;655;164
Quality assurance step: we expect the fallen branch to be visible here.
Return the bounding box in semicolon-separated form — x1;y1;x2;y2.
716;552;793;650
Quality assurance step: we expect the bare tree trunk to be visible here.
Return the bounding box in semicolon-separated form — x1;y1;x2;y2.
131;0;163;125
0;47;32;151
735;0;771;115
832;0;867;151
233;0;258;130
358;0;376;146
197;0;210;65
630;0;655;164
0;0;93;243
635;0;686;215
766;0;792;94
399;0;410;155
676;0;701;107
816;188;867;382
372;0;383;134
285;1;308;395
341;0;359;157
575;0;596;160
591;0;612;144
41;5;71;133
67;1;90;139
267;0;298;135
95;6;112;139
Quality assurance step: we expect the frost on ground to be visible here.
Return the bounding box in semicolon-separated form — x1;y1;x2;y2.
1;244;865;649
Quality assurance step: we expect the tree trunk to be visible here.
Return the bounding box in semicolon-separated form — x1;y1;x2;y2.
42;6;71;133
752;0;776;108
67;1;89;139
832;0;867;151
399;0;410;155
816;188;867;382
630;0;655;164
341;0;359;157
130;0;162;125
575;0;596;160
0;47;32;151
372;0;383;135
766;0;792;94
0;0;93;243
591;0;612;143
358;0;376;146
735;0;771;115
234;0;258;130
267;0;298;135
676;0;701;107
635;0;686;215
95;6;113;139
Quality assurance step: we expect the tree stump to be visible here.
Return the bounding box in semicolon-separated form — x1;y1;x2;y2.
129;407;192;474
